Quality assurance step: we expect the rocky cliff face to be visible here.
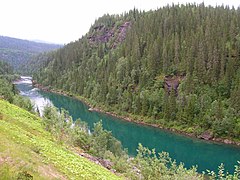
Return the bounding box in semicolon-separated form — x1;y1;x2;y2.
88;21;131;48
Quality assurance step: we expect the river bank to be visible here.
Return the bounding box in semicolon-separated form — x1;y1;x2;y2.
33;81;240;147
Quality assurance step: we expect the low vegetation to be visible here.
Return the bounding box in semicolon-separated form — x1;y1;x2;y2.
0;99;121;179
1;62;121;179
1;22;239;178
0;93;239;179
41;105;240;179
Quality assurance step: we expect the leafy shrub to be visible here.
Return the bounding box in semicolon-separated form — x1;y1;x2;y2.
41;105;240;179
90;120;125;158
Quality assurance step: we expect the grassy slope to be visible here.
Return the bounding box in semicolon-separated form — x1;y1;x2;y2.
0;99;121;180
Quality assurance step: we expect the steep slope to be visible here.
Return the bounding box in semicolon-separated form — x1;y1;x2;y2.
0;36;61;71
24;15;131;76
87;15;131;48
34;4;240;142
0;99;120;179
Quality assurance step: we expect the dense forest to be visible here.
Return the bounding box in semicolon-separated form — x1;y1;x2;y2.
33;4;240;141
0;62;216;180
0;36;61;71
0;60;32;110
0;60;14;76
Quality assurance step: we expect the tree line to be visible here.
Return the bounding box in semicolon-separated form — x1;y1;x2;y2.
0;60;33;111
33;4;240;140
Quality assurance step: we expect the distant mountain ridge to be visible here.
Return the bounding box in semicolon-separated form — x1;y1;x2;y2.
0;36;62;71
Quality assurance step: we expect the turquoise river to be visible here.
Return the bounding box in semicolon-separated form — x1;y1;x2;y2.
16;76;240;174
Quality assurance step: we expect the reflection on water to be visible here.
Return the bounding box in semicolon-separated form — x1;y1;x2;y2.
16;76;240;174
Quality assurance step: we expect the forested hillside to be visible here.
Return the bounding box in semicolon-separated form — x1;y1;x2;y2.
0;61;204;180
0;36;61;71
0;60;14;76
0;61;33;110
34;4;240;141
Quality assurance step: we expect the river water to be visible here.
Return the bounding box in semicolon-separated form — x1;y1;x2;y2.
15;76;240;174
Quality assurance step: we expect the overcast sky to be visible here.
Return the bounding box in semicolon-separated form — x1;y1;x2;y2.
0;0;239;44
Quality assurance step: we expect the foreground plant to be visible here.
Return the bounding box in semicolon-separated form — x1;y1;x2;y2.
41;105;240;179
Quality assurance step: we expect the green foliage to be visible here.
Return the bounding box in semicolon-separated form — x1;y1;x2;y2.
41;104;240;179
34;4;240;141
0;165;15;180
0;60;13;75
43;106;73;143
43;106;126;159
12;95;33;112
133;144;240;180
0;78;15;102
0;99;121;180
0;77;33;111
132;144;201;180
1;99;239;179
90;120;124;158
0;36;61;72
205;161;240;180
0;61;15;101
71;119;91;150
0;61;33;111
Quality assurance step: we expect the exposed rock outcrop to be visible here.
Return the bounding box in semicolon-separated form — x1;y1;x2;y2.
164;75;185;94
198;131;213;140
79;152;114;171
88;21;131;48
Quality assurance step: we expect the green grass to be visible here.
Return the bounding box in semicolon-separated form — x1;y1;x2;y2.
0;99;121;180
